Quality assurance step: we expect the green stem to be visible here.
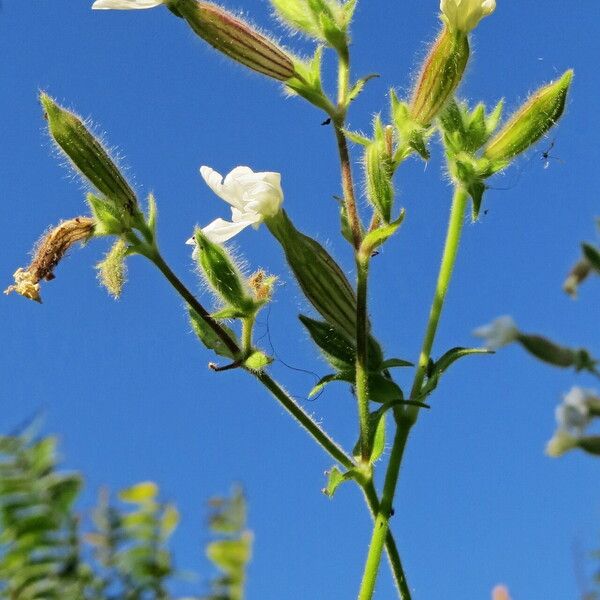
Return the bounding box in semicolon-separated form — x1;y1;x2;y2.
149;249;240;358
356;256;371;462
242;315;255;355
361;481;411;600
252;371;354;470
407;186;469;416
332;45;362;250
357;186;469;600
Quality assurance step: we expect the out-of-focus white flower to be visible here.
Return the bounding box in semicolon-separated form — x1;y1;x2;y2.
187;166;283;255
440;0;496;33
92;0;164;9
555;386;598;434
547;387;600;457
472;316;518;350
546;430;578;457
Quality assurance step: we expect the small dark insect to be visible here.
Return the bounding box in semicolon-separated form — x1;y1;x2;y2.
390;507;395;517
321;118;332;126
541;140;562;169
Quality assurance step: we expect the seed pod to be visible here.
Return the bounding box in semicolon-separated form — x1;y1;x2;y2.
266;210;357;340
484;70;573;167
169;0;295;81
410;26;470;127
40;93;139;220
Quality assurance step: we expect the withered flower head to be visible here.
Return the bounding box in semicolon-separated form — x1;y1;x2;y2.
5;217;95;303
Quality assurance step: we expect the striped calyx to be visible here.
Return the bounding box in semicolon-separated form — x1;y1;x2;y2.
410;26;469;127
169;0;295;81
266;210;357;341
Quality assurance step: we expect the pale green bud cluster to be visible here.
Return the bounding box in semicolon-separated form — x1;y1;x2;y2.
168;0;295;81
364;119;394;224
96;238;128;299
270;0;355;52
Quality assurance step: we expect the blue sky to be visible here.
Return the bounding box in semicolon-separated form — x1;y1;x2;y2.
2;1;600;598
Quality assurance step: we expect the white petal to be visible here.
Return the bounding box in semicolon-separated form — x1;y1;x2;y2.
201;217;254;244
92;0;163;9
200;166;246;210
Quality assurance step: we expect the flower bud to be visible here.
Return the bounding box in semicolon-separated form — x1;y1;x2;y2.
516;333;596;371
266;210;357;340
364;122;394;223
40;93;139;221
484;70;574;168
193;229;255;315
545;430;578;457
169;0;295;81
409;26;470;127
5;217;95;303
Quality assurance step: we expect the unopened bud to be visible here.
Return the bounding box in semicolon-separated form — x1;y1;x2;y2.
169;0;295;81
194;229;255;315
40;93;140;225
266;210;357;341
517;333;596;372
484;70;573;168
5;217;95;303
364;126;394;223
546;430;578;457
410;26;470;127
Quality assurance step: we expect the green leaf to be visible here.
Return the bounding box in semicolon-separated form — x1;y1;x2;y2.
119;482;158;504
380;358;413;369
343;129;372;146
347;73;379;104
323;466;347;498
299;315;355;370
86;193;126;236
367;372;403;403
370;410;386;464
360;212;405;255
582;242;600;273
422;346;493;397
308;372;351;398
189;309;238;359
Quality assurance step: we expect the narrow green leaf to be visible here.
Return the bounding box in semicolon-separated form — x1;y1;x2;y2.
119;482;158;504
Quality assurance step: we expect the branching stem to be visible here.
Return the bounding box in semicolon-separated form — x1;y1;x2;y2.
357;186;469;600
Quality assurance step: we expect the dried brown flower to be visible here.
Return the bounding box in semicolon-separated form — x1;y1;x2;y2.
5;217;95;303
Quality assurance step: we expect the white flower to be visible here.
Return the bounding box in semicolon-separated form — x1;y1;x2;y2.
187;166;283;254
92;0;164;10
472;316;518;350
440;0;496;33
555;386;598;434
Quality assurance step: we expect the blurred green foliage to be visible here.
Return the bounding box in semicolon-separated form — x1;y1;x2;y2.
0;428;251;600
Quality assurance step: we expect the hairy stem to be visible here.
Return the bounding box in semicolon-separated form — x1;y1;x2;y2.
357;186;469;600
356;256;371;461
149;248;240;358
333;45;363;250
361;481;411;600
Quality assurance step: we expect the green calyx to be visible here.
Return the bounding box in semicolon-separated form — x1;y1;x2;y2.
266;210;357;341
410;26;470;128
194;230;256;316
40;93;140;225
168;0;295;81
484;70;574;169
